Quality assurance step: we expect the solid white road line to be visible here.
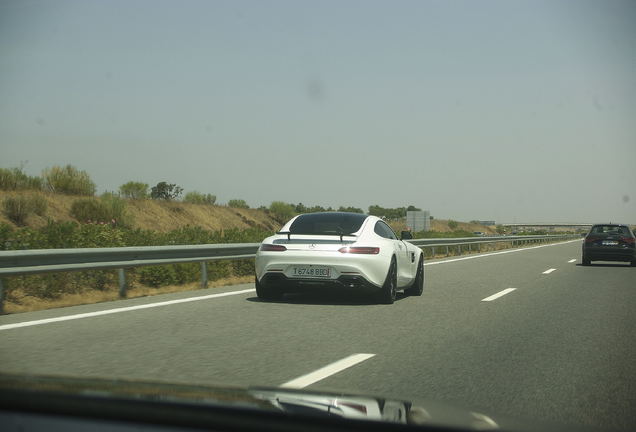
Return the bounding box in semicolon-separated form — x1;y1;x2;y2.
280;354;376;389
543;268;557;274
568;259;576;263
424;239;581;266
481;288;517;302
0;288;256;331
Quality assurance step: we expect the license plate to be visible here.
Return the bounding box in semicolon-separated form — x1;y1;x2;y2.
289;266;332;278
602;240;618;246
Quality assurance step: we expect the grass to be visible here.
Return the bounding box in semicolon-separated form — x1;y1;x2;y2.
3;275;254;314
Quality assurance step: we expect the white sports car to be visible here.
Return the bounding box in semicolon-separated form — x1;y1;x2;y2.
255;212;424;304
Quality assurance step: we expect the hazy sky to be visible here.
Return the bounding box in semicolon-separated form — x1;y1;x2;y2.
1;0;635;223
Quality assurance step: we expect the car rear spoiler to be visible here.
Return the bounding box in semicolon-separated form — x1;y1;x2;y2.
277;231;358;242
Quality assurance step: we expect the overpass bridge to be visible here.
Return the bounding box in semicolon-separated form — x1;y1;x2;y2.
501;223;593;228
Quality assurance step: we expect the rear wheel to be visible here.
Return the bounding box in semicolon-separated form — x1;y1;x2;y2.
582;256;591;266
405;255;424;296
255;276;283;301
377;258;397;304
631;259;636;267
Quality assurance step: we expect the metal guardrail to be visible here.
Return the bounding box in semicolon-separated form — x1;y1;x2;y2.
0;235;579;313
407;234;578;258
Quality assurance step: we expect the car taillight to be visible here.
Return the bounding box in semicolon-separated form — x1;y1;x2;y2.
621;237;635;244
585;236;598;243
338;246;380;254
260;244;287;252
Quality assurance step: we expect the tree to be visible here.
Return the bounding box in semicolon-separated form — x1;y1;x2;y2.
337;206;364;213
448;220;459;230
119;181;149;199
368;205;406;219
227;199;249;209
306;205;326;213
150;182;183;201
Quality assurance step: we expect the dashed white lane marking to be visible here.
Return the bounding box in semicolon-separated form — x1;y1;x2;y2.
481;288;517;302
543;268;557;274
568;259;576;263
280;354;376;389
0;289;256;331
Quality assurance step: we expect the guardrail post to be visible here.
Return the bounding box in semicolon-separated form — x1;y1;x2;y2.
445;246;449;256
200;262;208;289
118;269;127;298
468;243;471;253
0;278;5;314
431;247;435;257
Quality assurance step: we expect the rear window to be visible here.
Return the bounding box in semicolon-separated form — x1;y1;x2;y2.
288;212;368;235
590;225;630;235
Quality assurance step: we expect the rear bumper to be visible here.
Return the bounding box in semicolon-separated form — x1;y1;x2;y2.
583;247;635;262
255;250;390;287
259;272;381;293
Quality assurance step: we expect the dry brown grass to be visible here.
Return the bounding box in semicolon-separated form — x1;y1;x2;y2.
388;218;497;235
430;219;498;234
0;191;78;228
0;191;280;232
3;275;253;314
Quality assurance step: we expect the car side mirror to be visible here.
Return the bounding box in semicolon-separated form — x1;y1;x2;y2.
401;231;413;240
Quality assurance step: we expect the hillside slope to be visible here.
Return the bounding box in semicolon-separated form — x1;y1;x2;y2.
0;191;282;232
0;191;501;236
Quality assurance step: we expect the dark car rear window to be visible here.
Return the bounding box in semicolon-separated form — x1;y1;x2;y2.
590;225;630;235
288;212;368;235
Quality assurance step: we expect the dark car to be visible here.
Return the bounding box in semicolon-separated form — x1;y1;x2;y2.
582;224;636;266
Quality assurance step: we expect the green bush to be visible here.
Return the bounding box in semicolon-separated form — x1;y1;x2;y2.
227;199;249;209
1;225;47;249
30;194;48;216
70;199;105;223
0;221;275;302
0;167;43;191
119;181;149;199
70;194;132;227
100;193;131;226
269;201;295;223
2;195;40;225
184;191;216;205
138;265;178;287
70;224;126;248
42;165;96;195
448;220;459;230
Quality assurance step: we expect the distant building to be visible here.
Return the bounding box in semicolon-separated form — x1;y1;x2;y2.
407;210;430;232
478;220;496;226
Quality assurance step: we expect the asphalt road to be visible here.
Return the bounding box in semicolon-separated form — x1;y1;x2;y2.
1;240;635;431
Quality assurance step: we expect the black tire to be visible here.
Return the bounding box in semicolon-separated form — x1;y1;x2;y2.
405;255;424;296
582;256;591;266
631;260;636;267
377;258;397;304
255;276;283;301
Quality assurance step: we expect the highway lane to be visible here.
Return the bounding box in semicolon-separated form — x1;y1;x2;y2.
1;240;635;431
